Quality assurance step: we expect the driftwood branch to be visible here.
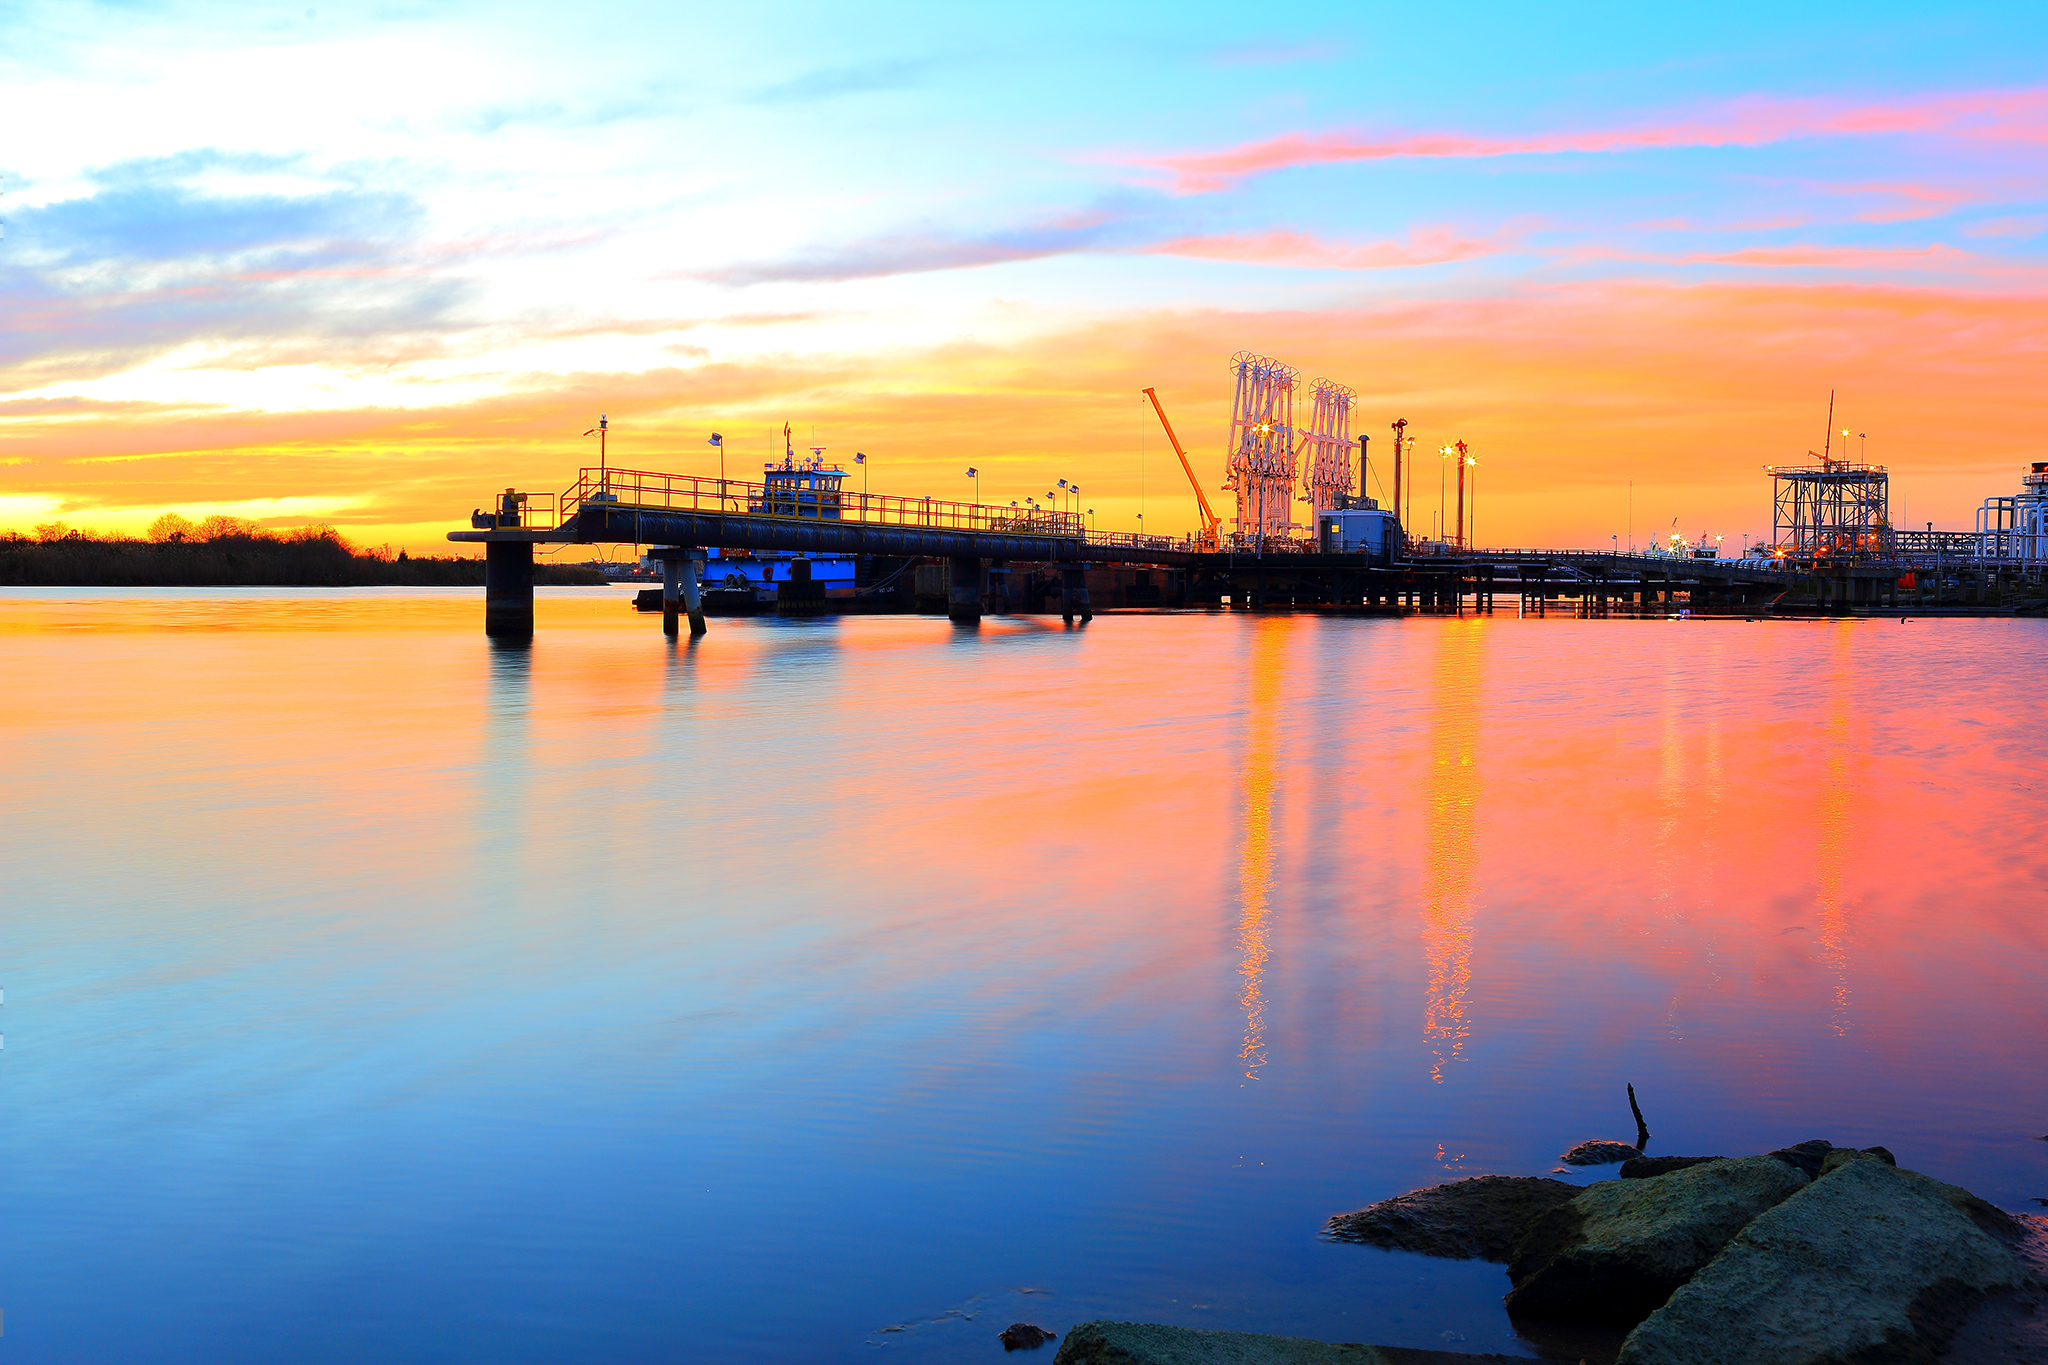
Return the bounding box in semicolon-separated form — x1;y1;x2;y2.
1628;1082;1651;1153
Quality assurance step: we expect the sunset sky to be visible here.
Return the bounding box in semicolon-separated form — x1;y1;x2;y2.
4;0;2045;551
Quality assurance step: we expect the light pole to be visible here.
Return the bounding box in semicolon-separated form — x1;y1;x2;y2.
856;451;868;501
583;414;609;493
966;466;980;504
1438;445;1451;547
1459;445;1474;548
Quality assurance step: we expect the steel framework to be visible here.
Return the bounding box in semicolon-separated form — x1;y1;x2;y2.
1767;456;1891;563
1974;463;2048;565
1223;352;1298;547
1300;379;1356;518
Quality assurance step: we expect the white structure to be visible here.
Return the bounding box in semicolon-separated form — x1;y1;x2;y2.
1975;462;2048;565
1300;379;1356;519
1222;352;1298;547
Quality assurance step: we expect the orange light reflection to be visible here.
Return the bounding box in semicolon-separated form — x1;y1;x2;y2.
1422;621;1484;1082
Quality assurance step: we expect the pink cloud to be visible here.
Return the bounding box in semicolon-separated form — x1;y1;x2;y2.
1686;243;1976;269
1963;214;2048;239
1144;225;1510;270
1132;88;2048;194
1827;182;1975;224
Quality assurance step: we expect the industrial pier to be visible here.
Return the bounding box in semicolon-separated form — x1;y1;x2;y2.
446;463;1836;638
449;356;2048;637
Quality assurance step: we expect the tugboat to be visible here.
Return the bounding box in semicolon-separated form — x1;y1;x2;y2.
632;443;858;614
752;448;846;519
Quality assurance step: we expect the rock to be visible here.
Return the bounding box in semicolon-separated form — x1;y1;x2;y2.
1816;1148;2020;1239
1561;1140;1642;1165
1504;1155;1810;1326
1859;1144;1897;1165
1002;1322;1058;1350
1765;1138;1834;1178
1326;1176;1584;1262
1614;1155;2029;1364
1945;1213;2048;1364
1816;1149;1863;1176
1049;1321;1519;1364
1620;1155;1723;1179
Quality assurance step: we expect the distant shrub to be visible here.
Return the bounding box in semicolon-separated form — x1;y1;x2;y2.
196;514;263;541
148;513;196;543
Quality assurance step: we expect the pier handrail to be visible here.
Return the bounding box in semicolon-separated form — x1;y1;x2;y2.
556;466;1085;539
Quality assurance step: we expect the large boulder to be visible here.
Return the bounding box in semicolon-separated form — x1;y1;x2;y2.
1944;1213;2048;1363
1049;1321;1519;1364
1614;1155;2030;1364
1504;1156;1809;1325
1619;1156;1722;1179
1326;1176;1584;1262
1767;1139;1836;1178
1817;1149;2019;1239
1561;1140;1641;1165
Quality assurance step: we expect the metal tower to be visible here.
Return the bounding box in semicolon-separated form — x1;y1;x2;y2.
1766;454;1891;564
1301;379;1356;518
1223;352;1298;548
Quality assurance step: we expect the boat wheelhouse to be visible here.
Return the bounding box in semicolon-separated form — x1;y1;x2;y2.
752;453;845;520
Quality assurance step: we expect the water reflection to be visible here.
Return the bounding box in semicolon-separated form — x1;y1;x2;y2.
7;595;2047;1365
1816;625;1857;1034
478;638;534;895
1235;619;1287;1081
1422;623;1484;1082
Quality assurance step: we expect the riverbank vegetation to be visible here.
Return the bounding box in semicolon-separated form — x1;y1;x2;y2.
0;517;605;587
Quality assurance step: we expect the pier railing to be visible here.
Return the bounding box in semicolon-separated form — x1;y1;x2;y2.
558;466;1085;538
1084;530;1191;554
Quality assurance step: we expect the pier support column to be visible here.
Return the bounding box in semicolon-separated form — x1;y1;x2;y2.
661;556;681;637
948;555;983;623
1060;566;1093;623
682;552;707;635
484;539;534;639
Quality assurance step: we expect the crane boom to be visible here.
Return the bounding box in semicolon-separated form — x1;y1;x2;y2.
1142;387;1222;550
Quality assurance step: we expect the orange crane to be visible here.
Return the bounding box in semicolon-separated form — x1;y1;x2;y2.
1142;387;1223;550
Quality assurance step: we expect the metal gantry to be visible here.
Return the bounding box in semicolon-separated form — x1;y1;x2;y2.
1223;352;1298;549
1766;456;1891;564
1301;379;1356;520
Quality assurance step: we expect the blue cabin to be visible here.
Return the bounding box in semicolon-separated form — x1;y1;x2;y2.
753;455;845;520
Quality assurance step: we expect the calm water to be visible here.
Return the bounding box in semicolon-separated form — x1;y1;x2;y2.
5;588;2046;1363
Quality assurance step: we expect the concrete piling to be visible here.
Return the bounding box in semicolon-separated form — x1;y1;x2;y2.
1060;566;1093;623
681;553;706;635
484;540;535;639
948;556;983;623
661;556;681;637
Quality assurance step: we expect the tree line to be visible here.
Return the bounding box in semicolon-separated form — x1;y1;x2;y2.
1;517;605;587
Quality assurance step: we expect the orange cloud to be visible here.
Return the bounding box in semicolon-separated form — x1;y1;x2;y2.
1131;88;2048;193
7;278;2044;554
